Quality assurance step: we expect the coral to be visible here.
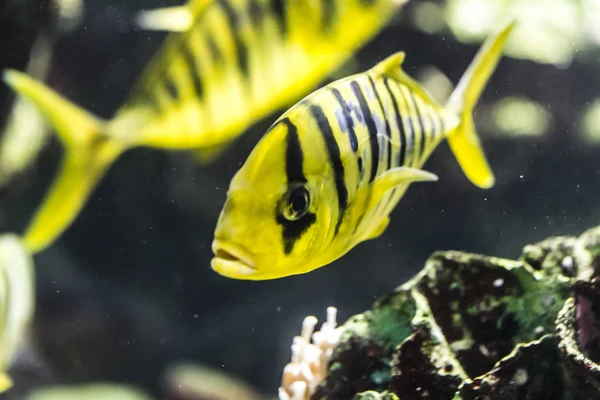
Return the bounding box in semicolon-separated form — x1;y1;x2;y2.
279;307;343;400
305;226;600;400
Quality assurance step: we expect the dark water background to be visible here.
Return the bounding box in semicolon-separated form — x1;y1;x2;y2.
0;0;599;397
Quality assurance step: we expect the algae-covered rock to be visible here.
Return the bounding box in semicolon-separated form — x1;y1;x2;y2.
313;226;600;400
455;335;563;399
555;280;600;398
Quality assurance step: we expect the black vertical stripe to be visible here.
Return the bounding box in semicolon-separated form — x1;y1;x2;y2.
398;87;416;167
368;76;392;171
162;71;179;100
322;0;336;32
383;78;406;167
275;118;316;254
370;78;396;212
350;80;379;182
331;88;358;152
428;107;440;143
281;118;306;183
435;111;446;140
270;0;287;35
247;0;266;57
408;92;428;161
248;0;265;26
180;44;204;99
206;33;224;64
130;2;203;109
309;104;348;235
219;0;250;76
138;87;162;112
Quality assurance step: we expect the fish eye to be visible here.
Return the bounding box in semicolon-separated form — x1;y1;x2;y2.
283;186;310;221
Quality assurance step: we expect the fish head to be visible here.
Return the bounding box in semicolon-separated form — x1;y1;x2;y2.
211;117;337;280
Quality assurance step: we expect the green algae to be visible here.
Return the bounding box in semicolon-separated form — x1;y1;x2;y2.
313;225;600;400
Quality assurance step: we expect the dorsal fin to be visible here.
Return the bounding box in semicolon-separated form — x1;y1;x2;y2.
134;0;211;32
371;52;406;77
371;51;443;109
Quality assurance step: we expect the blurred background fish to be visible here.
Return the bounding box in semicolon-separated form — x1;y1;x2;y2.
3;0;409;255
0;0;84;189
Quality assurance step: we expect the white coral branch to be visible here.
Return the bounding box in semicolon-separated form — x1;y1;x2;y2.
278;307;342;400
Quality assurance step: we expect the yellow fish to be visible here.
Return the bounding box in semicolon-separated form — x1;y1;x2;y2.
211;21;515;280
2;0;407;254
0;234;36;394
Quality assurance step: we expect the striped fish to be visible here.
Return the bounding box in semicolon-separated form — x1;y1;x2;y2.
2;0;407;253
211;21;515;280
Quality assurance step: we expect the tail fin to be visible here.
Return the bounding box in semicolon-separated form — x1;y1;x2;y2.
445;20;516;189
2;70;126;253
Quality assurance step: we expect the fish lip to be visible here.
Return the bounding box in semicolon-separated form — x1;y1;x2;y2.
211;240;257;277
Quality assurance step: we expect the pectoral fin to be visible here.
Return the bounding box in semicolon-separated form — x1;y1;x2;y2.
364;217;389;240
365;167;438;214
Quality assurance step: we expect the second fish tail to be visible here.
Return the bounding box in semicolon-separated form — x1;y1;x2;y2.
2;70;126;253
445;20;516;189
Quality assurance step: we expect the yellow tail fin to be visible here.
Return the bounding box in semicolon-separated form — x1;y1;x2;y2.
445;20;516;189
2;70;126;253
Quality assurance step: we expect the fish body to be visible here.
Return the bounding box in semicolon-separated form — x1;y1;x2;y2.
211;21;516;280
114;0;407;153
2;0;407;253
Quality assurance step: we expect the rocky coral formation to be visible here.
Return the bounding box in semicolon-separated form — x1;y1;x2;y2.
309;226;600;400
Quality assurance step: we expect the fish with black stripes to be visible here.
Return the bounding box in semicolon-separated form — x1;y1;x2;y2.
2;0;408;253
211;20;515;280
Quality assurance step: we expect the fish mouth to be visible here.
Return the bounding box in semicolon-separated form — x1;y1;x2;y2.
211;240;257;278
